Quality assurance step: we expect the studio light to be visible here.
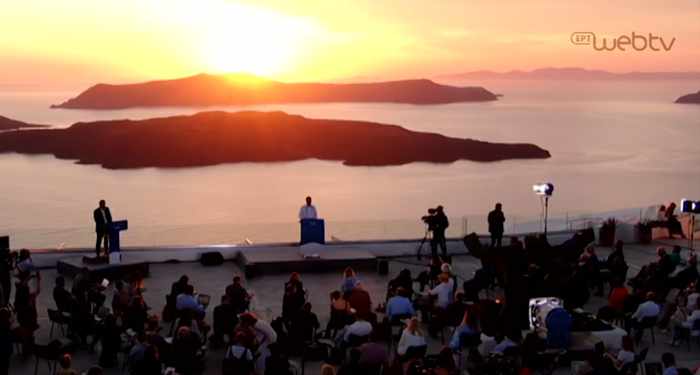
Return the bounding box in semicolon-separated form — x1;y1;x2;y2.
681;199;700;214
533;183;554;196
533;182;555;236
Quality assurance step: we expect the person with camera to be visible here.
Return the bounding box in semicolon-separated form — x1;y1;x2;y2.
423;206;449;259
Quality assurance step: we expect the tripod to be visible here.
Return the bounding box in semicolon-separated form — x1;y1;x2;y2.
689;214;696;251
416;227;432;261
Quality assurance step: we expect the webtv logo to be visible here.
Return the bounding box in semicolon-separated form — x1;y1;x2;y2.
570;32;676;52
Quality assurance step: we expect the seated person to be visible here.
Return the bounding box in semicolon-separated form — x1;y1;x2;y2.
670;298;700;346
223;331;255;375
429;273;455;310
326;290;351;336
282;276;305;320
340;314;372;347
212;295;238;347
386;287;415;321
670;246;683;270
397;317;427;359
492;331;519;354
341;268;359;294
603;335;635;371
53;276;74;313
171;326;203;375
290;302;320;344
545;307;571;350
608;279;629;313
56;354;79;375
449;310;480;351
176;285;205;319
124;295;149;333
358;333;389;370
388;269;414;298
226;276;252;314
347;283;373;321
628;292;660;341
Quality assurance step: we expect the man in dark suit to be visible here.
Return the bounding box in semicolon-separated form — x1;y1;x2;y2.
93;200;112;257
488;203;506;248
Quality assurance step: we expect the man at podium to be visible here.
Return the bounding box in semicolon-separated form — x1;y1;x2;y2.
299;196;324;245
298;196;318;220
93;199;112;257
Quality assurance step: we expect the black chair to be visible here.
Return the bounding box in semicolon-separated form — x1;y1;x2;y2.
47;309;70;338
631;347;649;375
33;340;63;375
637;317;657;344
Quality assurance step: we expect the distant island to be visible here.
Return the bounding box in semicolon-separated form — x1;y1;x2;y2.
0;115;47;131
0;111;550;169
51;73;498;109
438;67;700;81
675;91;700;104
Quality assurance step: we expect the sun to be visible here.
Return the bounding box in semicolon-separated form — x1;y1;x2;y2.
191;2;313;77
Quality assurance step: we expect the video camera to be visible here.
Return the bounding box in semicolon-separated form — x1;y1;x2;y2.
421;208;438;230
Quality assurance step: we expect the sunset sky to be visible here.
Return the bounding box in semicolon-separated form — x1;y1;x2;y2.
2;0;699;88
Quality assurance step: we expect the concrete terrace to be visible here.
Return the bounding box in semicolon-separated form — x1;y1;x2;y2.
8;234;700;374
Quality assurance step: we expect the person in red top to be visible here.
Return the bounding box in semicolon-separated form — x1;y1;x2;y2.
608;278;629;312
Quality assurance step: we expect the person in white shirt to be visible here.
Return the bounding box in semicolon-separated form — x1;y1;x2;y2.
670;298;700;346
397;317;427;356
298;196;318;220
631;293;661;322
629;292;660;342
429;273;455;309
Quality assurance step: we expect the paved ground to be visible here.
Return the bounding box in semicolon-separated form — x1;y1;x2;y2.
7;236;700;374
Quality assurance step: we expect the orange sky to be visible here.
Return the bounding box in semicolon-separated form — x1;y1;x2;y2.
1;0;699;88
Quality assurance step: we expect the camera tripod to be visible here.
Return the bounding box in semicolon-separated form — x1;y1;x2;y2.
415;227;432;261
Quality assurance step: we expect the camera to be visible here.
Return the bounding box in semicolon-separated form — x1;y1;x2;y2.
681;199;700;214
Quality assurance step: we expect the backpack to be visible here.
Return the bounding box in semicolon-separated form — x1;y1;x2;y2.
222;346;254;375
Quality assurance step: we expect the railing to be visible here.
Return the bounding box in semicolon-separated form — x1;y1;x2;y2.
1;205;672;250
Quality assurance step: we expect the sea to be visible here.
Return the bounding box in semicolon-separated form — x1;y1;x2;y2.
1;79;699;249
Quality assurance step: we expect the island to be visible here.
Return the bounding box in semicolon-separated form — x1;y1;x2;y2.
0;111;550;169
50;73;498;109
0;115;47;131
675;90;700;104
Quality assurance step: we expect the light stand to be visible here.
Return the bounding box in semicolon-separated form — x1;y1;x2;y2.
690;214;695;251
533;182;554;238
544;195;550;237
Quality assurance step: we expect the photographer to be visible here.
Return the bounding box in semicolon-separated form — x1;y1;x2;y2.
423;206;449;259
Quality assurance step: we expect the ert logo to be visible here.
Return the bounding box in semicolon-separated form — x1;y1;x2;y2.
571;32;676;52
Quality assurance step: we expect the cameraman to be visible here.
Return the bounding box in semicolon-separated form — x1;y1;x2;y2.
424;206;449;259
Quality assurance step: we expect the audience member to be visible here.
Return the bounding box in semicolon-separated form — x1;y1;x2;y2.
397;317;427;358
226;276;251;314
341;267;359;294
386;287;415;321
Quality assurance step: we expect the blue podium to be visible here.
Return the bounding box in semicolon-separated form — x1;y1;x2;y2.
300;219;325;245
108;220;128;253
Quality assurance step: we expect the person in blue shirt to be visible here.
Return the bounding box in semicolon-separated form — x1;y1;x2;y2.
449;311;479;351
176;285;205;318
386;287;415;321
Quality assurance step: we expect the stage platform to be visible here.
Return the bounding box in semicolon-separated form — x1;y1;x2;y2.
56;255;150;281
236;246;379;278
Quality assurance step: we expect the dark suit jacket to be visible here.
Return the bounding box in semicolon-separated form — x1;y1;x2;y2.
94;207;113;233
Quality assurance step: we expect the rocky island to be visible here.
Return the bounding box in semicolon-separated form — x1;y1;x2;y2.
675;90;700;104
0;115;47;131
51;73;498;109
0;111;550;169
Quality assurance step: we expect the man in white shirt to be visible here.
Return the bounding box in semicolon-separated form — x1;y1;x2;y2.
631;293;661;322
429;273;455;309
629;292;660;342
299;196;318;220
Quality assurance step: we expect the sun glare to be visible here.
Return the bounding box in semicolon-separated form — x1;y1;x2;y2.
170;1;315;77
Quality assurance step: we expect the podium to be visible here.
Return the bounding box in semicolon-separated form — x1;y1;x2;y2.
108;220;128;263
300;219;325;245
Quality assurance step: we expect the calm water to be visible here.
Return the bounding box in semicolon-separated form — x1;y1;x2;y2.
1;79;699;249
